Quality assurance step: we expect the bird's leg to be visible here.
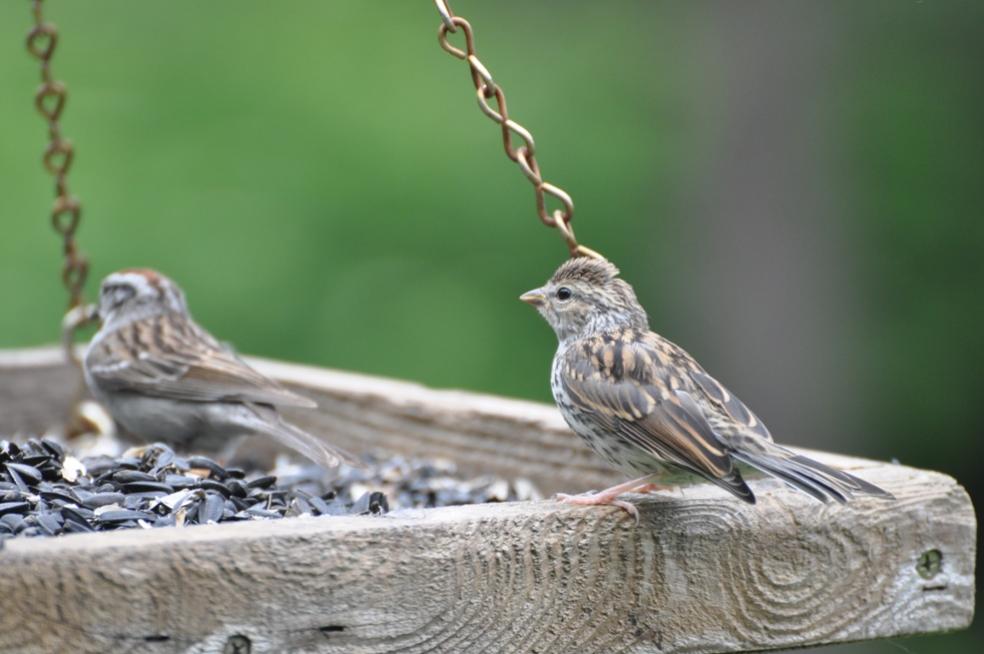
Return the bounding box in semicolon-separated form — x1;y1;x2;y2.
555;474;660;523
635;481;670;494
216;435;248;467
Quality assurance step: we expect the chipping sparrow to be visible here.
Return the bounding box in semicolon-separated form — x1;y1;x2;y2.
83;268;356;469
522;257;892;520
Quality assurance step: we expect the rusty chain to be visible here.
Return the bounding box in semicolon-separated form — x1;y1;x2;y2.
26;0;96;367
434;0;604;260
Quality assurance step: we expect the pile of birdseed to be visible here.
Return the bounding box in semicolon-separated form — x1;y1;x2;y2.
0;438;541;540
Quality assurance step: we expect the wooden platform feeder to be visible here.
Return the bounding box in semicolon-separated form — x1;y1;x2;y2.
0;346;976;653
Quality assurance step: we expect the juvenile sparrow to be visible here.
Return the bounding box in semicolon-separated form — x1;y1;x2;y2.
83;268;356;469
522;257;892;519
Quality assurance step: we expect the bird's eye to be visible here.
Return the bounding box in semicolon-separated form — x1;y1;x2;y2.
556;287;572;301
104;284;134;307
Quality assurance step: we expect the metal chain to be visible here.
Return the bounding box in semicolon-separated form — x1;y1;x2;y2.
26;0;90;312
26;0;96;369
434;0;604;260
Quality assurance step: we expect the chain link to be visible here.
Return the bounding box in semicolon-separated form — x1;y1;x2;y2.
26;0;96;370
26;0;90;312
434;0;604;260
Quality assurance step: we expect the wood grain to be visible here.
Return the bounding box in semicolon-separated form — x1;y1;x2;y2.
0;347;976;653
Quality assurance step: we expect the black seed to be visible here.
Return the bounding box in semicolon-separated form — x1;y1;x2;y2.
97;509;156;523
0;490;29;502
224;467;246;479
82;492;125;509
289;496;312;515
163;475;198;489
148;447;176;472
198;493;224;524
36;512;62;536
122;481;174;494
6;468;29;492
123;494;153;510
222;495;245;511
0;501;30;516
329;500;354;516
83;456;117;476
187;456;225;479
39;489;78;504
113;470;156;484
0;514;24;531
18;455;50;469
154;515;176;528
246;475;276;490
63;520;94;533
197;479;230;497
226;479;248;498
307;495;331;515
41;438;64;459
351;491;389;516
61;505;93;524
246;505;280;519
0;436;544;539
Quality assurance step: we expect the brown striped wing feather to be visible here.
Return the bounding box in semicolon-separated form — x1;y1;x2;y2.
86;315;316;408
560;331;755;503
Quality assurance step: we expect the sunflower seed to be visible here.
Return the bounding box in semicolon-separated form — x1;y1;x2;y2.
187;456;225;479
122;481;174;494
83;492;126;509
0;501;30;516
97;509;156;523
113;470;156;484
198;493;224;524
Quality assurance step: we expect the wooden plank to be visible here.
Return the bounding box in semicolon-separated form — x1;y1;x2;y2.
0;346;976;653
0;462;974;654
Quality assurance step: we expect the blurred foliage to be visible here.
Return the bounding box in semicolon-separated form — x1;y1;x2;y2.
0;3;980;653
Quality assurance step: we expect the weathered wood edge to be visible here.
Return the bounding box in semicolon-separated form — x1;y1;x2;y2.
0;464;975;654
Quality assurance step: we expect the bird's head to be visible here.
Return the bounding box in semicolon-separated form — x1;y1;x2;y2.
520;257;648;342
97;268;188;328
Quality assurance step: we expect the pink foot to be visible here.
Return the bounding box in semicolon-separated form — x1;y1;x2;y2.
555;491;640;524
635;482;669;494
553;475;663;524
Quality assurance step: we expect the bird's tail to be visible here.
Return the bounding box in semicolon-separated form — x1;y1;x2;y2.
731;445;894;504
248;403;361;470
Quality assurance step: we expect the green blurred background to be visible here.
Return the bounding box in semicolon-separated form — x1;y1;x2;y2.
0;2;980;652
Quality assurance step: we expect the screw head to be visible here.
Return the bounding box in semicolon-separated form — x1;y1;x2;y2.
916;549;943;579
224;635;251;654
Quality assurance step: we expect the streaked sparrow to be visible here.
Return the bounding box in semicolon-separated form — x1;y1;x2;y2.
83;268;356;469
522;257;892;520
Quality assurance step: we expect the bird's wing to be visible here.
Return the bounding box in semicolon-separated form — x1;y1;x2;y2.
686;366;773;442
560;331;754;501
86;314;316;408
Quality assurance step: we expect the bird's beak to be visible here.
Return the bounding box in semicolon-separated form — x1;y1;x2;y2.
520;288;546;307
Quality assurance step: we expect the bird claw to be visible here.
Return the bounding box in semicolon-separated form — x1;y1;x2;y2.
555;491;640;525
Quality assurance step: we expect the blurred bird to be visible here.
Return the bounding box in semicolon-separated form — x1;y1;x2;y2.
83;268;356;469
521;257;892;520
